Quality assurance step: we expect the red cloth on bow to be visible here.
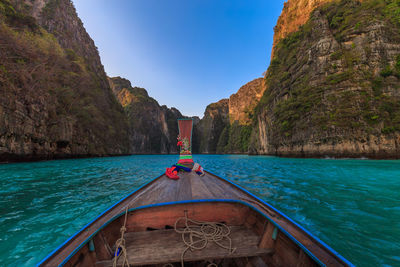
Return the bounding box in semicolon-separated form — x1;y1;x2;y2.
166;166;179;180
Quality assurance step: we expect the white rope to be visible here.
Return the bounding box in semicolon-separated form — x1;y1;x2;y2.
112;207;236;267
174;211;236;267
113;207;130;267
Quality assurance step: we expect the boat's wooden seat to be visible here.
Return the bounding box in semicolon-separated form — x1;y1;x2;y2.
96;226;273;266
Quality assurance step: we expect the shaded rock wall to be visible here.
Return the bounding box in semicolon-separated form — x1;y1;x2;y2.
0;0;130;161
108;77;182;154
196;99;229;153
195;78;265;154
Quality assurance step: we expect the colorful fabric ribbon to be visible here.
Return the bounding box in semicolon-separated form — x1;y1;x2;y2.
193;163;205;176
165;164;192;180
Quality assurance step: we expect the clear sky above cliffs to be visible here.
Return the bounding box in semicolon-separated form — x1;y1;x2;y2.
72;0;285;117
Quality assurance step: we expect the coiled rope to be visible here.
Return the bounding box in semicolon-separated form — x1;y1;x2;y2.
113;207;130;267
174;211;236;267
112;209;236;267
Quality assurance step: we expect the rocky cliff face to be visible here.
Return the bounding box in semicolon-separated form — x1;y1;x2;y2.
229;78;266;125
197;0;400;158
11;0;110;90
272;0;368;57
196;99;229;153
272;0;334;57
3;0;399;160
0;0;130;161
251;0;400;158
108;77;182;154
195;78;265;154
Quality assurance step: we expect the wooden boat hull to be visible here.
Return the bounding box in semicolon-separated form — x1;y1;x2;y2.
38;171;353;267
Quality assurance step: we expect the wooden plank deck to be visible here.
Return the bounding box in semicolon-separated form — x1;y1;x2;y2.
96;226;273;267
41;171;346;266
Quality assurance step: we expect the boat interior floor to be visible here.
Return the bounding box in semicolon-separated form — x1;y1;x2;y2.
96;225;273;267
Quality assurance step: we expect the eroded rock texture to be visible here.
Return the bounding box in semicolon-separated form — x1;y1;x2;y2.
0;0;130;161
198;0;400;158
251;0;400;158
272;0;338;57
196;99;229;153
195;78;266;154
229;78;266;125
109;77;182;154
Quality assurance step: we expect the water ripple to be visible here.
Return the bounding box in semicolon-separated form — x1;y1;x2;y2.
0;155;399;266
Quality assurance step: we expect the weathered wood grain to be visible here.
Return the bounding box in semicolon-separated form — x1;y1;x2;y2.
97;226;272;266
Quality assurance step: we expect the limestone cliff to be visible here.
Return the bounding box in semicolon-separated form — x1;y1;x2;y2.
229;78;266;125
272;0;334;58
0;0;130;161
11;0;110;90
198;0;400;158
196;99;229;153
251;0;400;158
108;77;182;154
195;78;265;154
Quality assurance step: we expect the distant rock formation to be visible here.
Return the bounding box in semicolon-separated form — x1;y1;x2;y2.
229;78;266;125
194;78;265;154
108;77;183;154
195;99;229;153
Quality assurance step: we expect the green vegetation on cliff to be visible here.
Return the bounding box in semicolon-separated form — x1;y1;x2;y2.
108;77;182;154
0;0;37;31
0;0;129;160
253;0;400;153
196;78;265;154
195;99;229;153
216;123;252;153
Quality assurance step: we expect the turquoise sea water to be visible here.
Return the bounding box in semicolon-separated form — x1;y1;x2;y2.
0;155;399;266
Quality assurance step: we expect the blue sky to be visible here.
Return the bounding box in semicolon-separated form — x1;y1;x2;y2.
72;0;285;117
